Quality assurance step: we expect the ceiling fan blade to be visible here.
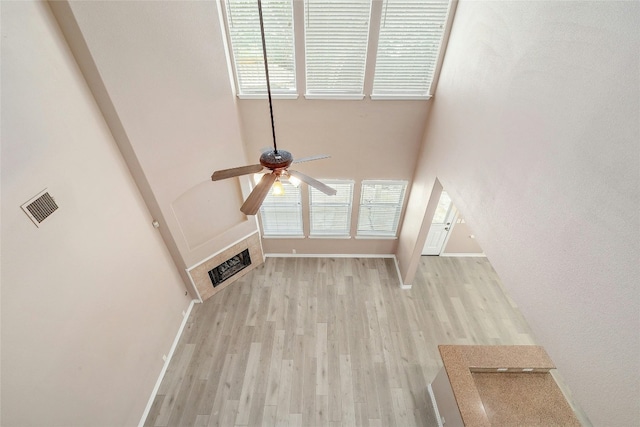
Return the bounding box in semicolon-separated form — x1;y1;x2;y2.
240;172;277;216
211;164;264;181
292;154;331;164
288;170;337;196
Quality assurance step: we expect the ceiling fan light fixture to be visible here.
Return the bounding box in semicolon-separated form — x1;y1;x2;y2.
253;172;265;184
272;178;285;196
287;173;301;187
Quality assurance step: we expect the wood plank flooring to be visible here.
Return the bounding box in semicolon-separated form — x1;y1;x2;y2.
144;256;536;427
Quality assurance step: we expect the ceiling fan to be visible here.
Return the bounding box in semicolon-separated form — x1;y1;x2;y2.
211;0;336;216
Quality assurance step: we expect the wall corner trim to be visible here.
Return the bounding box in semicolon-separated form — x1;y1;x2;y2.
392;256;410;289
427;383;444;427
186;268;203;303
138;298;198;427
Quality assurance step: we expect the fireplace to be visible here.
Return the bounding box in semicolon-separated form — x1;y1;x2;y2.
187;232;263;302
208;249;251;287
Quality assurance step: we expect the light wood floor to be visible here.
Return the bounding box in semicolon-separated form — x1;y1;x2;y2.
144;256;536;427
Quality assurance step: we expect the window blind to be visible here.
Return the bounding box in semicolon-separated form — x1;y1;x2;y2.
304;0;372;97
309;180;354;236
225;0;296;96
357;180;407;236
260;180;303;236
372;0;450;97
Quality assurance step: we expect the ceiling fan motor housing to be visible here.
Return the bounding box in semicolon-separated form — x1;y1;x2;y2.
260;150;293;171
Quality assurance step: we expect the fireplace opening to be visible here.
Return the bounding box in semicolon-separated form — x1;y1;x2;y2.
208;249;252;287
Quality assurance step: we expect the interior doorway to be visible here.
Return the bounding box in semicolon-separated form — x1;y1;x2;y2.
422;190;456;255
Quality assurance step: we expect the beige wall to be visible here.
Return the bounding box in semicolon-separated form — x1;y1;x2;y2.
263;237;397;256
398;1;639;425
7;0;636;424
55;0;259;272
1;1;191;425
240;93;429;255
55;1;431;259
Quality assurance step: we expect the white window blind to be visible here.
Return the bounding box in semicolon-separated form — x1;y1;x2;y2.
309;180;354;236
372;0;450;98
225;0;296;96
357;180;407;236
304;0;372;97
260;180;303;236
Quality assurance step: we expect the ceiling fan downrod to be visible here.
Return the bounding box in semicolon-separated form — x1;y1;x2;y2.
209;0;336;215
257;0;278;155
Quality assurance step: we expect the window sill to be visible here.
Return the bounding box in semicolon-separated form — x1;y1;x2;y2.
238;94;299;100
355;235;398;240
262;235;306;239
308;235;352;239
304;94;365;100
370;94;432;101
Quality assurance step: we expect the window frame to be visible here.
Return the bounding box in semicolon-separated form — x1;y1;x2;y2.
303;0;372;99
371;0;453;99
308;179;354;237
222;0;298;98
356;180;408;237
220;0;456;100
259;179;304;237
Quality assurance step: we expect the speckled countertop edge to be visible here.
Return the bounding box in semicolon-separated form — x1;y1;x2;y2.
438;345;556;426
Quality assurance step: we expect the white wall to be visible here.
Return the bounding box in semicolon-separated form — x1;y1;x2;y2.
1;2;191;425
398;1;639;425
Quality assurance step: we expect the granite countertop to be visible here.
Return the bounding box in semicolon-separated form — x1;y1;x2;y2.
438;345;580;426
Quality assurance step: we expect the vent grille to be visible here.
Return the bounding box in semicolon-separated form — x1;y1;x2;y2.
21;190;58;226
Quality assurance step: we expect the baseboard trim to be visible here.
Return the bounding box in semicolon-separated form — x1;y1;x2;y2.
439;252;486;257
427;383;444;427
138;298;197;427
186;268;203;303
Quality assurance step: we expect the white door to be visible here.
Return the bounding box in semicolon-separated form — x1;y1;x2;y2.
422;191;456;255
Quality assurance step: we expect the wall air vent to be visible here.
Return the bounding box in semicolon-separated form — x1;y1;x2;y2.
21;189;58;227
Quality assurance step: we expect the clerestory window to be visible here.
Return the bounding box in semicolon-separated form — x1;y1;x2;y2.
221;0;454;100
